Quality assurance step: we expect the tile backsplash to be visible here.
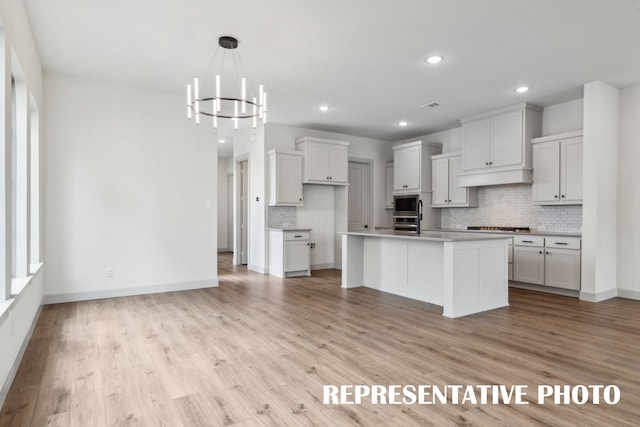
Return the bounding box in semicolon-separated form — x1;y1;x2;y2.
441;184;582;233
267;206;297;228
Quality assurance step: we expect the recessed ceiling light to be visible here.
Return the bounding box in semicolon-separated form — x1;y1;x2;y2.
319;105;329;112
218;139;225;143
426;56;443;64
398;120;408;127
515;86;530;94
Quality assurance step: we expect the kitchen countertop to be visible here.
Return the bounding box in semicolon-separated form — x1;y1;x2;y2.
428;228;582;238
343;229;512;243
268;228;312;232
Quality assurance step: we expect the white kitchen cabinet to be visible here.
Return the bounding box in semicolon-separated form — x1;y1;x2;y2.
459;103;542;187
268;229;311;277
514;246;545;285
268;149;303;206
545;248;581;290
431;152;478;208
392;140;442;194
513;235;581;290
295;137;349;185
384;162;393;209
532;131;583;205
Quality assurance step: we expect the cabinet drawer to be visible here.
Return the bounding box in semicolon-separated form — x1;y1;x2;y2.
284;231;310;241
514;235;544;247
546;237;581;250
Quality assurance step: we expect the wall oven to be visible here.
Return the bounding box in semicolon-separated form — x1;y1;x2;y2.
393;194;420;233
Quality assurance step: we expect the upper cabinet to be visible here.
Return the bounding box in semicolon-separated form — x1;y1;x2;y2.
295;137;349;185
531;131;583;205
459;103;542;187
431;152;478;208
268;149;304;206
392;140;442;194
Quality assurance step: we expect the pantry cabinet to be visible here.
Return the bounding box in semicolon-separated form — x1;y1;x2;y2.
431;152;477;207
295;137;349;185
531;131;583;205
392;140;442;194
268;149;303;206
459;103;542;187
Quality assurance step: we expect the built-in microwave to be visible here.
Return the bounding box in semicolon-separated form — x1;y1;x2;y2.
393;194;419;216
393;194;421;233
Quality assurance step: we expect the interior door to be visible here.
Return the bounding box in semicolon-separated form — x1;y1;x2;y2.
240;160;249;265
348;161;370;231
227;173;233;251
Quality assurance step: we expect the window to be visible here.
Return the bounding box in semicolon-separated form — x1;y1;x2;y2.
30;96;40;270
10;54;30;296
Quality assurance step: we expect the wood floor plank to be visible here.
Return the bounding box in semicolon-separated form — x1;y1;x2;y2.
2;252;640;425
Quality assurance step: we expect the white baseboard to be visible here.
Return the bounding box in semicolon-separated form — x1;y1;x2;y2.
311;262;337;270
579;287;618;302
248;264;268;274
0;306;42;409
616;288;640;301
42;279;219;305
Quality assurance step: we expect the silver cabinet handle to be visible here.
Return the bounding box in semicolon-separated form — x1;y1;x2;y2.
294;235;302;238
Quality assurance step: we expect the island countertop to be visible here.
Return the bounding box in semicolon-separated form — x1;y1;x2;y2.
343;229;512;243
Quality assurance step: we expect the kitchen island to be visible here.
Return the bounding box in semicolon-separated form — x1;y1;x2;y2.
342;230;511;318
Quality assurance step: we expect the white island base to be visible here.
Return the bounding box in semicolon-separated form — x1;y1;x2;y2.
342;231;510;318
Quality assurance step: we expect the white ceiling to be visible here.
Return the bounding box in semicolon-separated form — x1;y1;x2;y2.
24;0;640;154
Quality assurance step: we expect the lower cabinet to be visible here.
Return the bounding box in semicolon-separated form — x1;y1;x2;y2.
268;229;311;278
514;246;545;285
513;235;581;290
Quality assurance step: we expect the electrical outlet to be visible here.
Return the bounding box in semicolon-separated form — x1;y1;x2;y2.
310;242;316;249
106;267;115;277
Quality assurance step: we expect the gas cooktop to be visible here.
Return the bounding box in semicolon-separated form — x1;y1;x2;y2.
467;226;531;233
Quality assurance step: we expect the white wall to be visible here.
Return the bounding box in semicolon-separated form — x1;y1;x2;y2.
541;98;584;136
233;125;267;273
217;157;230;251
581;81;619;302
617;85;640;299
0;0;44;407
43;73;218;302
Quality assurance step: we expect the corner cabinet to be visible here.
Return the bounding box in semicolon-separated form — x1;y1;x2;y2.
531;131;583;205
459;103;542;187
431;152;478;208
295;137;349;185
268;149;304;206
392;140;442;194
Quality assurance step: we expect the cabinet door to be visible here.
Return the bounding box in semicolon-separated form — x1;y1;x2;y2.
393;149;406;191
306;143;330;182
514;246;545;285
532;141;561;202
285;240;310;272
560;137;583;203
328;144;349;183
448;156;468;205
545;248;581;290
403;145;422;191
431;157;450;206
277;154;303;205
462;120;491;170
491;110;523;167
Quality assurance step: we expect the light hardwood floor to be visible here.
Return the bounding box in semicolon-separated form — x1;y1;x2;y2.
1;253;639;426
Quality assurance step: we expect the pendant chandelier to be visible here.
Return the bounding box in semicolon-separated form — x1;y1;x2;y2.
186;36;267;129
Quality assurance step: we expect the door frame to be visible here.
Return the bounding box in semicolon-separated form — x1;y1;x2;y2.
348;158;374;232
234;154;250;266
